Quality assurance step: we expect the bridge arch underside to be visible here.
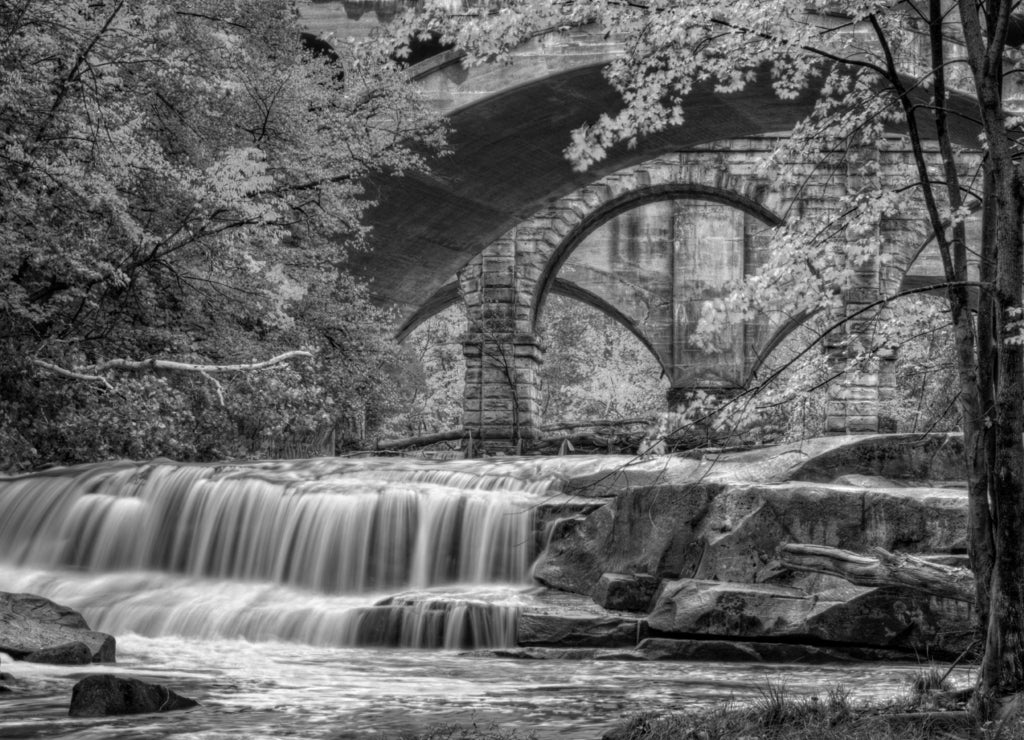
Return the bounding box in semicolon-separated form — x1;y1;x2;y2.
533;190;784;395
351;61;982;325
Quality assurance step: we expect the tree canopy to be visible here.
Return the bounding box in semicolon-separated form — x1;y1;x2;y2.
1;0;445;466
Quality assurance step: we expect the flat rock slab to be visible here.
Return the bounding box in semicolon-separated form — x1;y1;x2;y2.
777;433;964;483
633;638;912;664
0;592;115;663
69;675;198;717
683;433;966;484
467;639;911;664
517;612;639;648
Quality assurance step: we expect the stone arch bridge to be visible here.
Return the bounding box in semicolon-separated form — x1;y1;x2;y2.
301;3;991;449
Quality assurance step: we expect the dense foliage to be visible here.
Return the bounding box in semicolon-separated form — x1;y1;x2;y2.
0;0;444;469
387;295;668;441
384;305;467;439
538;294;666;422
751;296;960;442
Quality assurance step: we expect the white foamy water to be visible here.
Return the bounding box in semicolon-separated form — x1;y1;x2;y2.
0;459;545;594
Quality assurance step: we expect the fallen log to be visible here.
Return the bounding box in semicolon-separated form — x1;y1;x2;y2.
541;417;651;431
778;543;975;603
537;431;647;453
375;429;466;451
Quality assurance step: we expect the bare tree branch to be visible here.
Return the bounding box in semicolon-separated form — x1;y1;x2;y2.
32;350;314;381
779;542;975;603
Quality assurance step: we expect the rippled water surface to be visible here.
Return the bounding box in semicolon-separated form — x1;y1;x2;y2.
1;628;959;740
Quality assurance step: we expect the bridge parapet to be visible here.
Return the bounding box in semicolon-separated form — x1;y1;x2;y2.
298;4;1023;115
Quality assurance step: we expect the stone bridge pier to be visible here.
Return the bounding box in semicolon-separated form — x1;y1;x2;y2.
458;228;547;450
445;140;972;450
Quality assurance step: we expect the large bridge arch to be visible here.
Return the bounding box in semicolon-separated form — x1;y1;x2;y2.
345;60;981;325
299;7;987;330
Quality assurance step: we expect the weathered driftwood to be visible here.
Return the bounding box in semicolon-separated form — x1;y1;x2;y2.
779;543;975;603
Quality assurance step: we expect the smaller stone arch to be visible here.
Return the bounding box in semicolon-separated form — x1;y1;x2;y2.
526;149;788;330
549;277;669;377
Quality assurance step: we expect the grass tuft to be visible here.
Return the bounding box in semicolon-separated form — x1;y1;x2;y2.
908;665;953;697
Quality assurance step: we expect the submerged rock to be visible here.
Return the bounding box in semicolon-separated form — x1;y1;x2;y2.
0;592;115;663
68;675;198;717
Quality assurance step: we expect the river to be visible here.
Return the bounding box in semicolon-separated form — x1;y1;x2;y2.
0;456;966;739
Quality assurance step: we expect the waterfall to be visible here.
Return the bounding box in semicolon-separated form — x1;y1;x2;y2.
0;458;553;650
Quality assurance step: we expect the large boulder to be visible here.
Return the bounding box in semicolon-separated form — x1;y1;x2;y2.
689;483;967;588
0;592;115;663
534;478;967;597
25;641;93;665
532;481;720;595
647;579;973;657
69;675;198;717
591;573;661;612
778;433;965;483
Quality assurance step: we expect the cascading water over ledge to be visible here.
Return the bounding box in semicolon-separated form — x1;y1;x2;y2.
0;457;573;649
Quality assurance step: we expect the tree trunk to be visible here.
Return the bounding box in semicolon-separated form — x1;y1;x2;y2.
955;0;1024;706
981;159;1024;698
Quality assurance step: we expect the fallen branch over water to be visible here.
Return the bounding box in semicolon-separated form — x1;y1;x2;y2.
779;543;975;603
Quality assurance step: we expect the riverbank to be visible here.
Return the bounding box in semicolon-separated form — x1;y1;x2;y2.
398;675;1007;740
